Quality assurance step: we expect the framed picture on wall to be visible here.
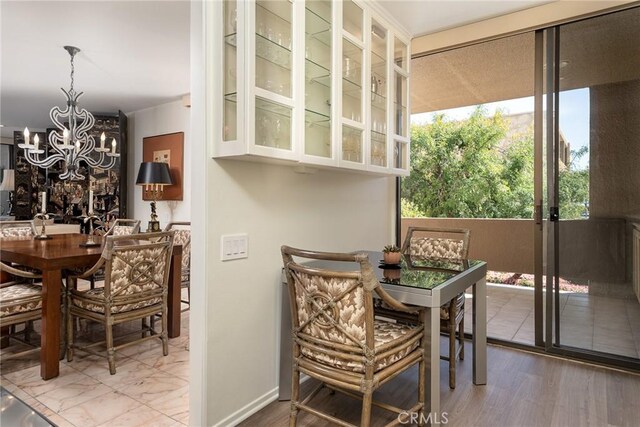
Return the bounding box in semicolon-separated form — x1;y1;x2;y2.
142;132;184;200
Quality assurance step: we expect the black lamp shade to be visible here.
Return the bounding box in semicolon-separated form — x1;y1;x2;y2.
135;162;173;185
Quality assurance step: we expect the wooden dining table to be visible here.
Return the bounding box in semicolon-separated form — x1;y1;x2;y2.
0;233;182;380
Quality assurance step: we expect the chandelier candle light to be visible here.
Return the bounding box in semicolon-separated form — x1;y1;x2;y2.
34;191;52;240
17;46;119;181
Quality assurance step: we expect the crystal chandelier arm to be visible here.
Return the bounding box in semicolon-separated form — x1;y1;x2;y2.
81;151;118;169
49;90;72;130
24;149;65;169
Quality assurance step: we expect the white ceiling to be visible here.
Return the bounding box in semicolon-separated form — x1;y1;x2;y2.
1;0;556;138
0;1;190;138
378;0;555;36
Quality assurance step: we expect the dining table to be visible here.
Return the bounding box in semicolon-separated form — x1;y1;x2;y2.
278;250;487;422
0;233;183;380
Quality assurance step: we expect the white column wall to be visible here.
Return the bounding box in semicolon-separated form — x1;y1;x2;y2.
190;3;396;425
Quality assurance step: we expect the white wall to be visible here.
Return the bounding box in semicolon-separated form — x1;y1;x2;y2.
127;100;191;226
208;163;395;426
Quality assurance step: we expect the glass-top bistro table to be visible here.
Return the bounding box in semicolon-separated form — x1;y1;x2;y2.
279;251;487;421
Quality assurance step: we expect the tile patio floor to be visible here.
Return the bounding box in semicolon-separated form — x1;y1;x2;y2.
466;283;640;359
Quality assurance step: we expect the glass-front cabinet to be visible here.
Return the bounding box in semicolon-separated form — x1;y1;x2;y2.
391;35;410;173
302;0;333;162
212;0;410;176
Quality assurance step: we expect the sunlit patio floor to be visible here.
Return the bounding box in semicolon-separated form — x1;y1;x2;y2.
464;283;640;359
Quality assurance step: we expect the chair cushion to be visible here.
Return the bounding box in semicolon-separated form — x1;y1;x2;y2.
300;320;420;373
70;288;161;314
0;283;42;318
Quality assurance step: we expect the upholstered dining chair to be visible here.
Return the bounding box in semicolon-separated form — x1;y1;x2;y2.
281;246;426;427
402;226;470;389
0;262;43;360
0;220;37;239
66;231;174;374
164;222;190;307
88;218;142;289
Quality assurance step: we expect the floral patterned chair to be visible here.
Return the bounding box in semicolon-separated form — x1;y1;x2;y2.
381;226;470;389
0;262;43;359
0;220;37;239
66;231;174;374
88;219;141;289
164;222;190;308
281;246;426;427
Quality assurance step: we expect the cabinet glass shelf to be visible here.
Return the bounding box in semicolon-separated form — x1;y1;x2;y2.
306;58;331;85
371;129;386;140
305;109;331;128
225;92;238;103
371;50;385;69
225;33;237;47
257;1;292;26
255;97;291;118
305;6;331;41
256;33;292;70
371;92;386;108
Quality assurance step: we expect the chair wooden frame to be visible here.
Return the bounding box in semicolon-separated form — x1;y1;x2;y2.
282;246;426;427
164;222;190;307
402;226;470;389
66;231;174;374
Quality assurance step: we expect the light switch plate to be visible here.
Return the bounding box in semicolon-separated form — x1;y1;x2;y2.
221;233;248;261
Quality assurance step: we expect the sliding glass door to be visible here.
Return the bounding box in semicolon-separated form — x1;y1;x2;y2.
541;7;640;365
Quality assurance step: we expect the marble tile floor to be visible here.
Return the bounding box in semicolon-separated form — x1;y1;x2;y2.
464;283;640;359
0;294;190;427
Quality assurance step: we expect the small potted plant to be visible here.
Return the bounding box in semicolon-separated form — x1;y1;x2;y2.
382;245;401;265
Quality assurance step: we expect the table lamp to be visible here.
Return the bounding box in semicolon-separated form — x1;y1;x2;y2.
136;162;173;232
0;169;15;216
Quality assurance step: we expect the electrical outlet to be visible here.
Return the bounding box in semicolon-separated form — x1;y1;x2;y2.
221;234;248;261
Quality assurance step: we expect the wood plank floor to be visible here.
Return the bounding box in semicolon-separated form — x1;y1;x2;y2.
239;343;640;426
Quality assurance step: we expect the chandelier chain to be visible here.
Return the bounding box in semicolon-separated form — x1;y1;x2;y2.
70;51;75;93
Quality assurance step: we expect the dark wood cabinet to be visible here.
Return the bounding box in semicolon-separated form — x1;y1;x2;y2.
13;111;128;222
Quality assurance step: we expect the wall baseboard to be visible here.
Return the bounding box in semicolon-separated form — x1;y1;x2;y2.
213;387;279;427
212;375;312;426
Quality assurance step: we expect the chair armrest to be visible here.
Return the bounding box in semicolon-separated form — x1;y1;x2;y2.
374;285;424;315
69;258;106;280
0;262;42;280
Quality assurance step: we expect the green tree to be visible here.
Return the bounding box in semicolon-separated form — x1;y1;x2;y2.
559;146;589;219
402;107;534;218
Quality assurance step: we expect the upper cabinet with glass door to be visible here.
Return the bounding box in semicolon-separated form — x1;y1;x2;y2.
211;0;411;176
390;34;410;174
340;0;366;170
302;0;334;164
252;0;296;160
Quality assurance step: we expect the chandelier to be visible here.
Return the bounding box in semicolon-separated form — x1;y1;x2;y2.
18;45;119;180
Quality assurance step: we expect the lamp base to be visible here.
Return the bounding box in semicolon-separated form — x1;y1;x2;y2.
147;220;160;232
35;234;52;240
